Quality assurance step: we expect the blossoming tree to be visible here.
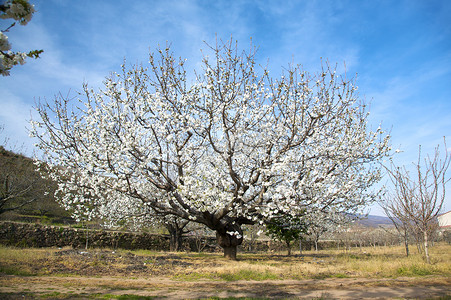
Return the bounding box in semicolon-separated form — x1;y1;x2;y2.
1;0;43;76
31;40;390;259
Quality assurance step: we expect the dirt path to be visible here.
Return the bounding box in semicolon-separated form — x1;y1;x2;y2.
1;275;450;299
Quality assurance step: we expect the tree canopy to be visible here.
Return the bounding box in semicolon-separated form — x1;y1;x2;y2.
31;40;391;259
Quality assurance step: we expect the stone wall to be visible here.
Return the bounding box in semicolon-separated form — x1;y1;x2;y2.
0;221;170;250
0;221;337;252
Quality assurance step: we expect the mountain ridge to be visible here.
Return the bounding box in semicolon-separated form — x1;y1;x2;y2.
356;214;393;227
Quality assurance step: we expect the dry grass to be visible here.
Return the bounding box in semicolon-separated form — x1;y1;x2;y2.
1;244;450;299
0;243;450;281
328;244;451;278
0;246;57;276
171;243;451;281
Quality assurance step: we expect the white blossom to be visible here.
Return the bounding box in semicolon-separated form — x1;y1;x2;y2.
31;40;391;256
1;0;41;76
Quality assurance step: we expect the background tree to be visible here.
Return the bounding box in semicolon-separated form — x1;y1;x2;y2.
1;0;43;76
265;213;307;255
384;138;450;263
242;223;265;252
305;210;353;251
99;199;190;252
163;216;190;252
31;40;390;260
379;195;413;256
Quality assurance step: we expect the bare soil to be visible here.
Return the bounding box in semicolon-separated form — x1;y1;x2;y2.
1;274;450;299
0;248;450;299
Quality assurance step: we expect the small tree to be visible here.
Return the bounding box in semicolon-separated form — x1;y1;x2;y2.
379;195;413;256
1;0;43;76
31;39;390;260
265;213;307;255
384;138;450;263
164;216;190;252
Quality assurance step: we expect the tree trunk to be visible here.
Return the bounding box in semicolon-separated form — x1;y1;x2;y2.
403;229;409;257
404;237;410;257
414;233;423;254
84;222;89;250
169;228;183;252
424;231;430;264
416;240;423;254
223;246;237;260
165;223;184;252
216;224;243;260
286;240;292;256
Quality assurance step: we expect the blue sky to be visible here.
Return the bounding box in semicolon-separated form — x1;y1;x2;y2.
1;0;450;216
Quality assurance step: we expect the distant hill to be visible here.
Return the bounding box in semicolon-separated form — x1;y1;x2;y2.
0;146;68;220
356;214;393;228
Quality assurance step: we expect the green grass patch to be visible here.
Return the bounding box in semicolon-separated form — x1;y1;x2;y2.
339;253;372;261
396;264;434;276
129;249;162;256
0;265;35;276
174;269;280;281
40;291;63;298
179;252;219;259
173;271;216;281
330;273;349;278
218;269;279;281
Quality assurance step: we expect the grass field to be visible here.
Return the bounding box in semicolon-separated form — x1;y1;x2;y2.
0;243;450;299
